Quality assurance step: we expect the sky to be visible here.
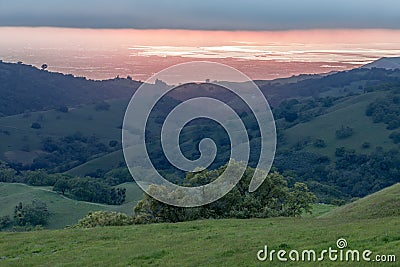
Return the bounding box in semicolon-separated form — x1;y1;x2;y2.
0;1;400;80
1;27;400;81
0;0;400;30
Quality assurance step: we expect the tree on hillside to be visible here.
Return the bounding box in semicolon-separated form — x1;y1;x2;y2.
134;163;316;224
53;177;126;205
14;200;50;226
0;161;17;182
109;140;118;147
72;211;133;228
53;178;70;195
335;125;354;139
31;122;42;129
0;215;12;230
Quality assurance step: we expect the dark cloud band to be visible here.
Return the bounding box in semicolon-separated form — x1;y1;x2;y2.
0;0;399;30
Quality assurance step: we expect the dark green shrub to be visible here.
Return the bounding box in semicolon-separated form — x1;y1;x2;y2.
31;122;42;129
335;126;354;139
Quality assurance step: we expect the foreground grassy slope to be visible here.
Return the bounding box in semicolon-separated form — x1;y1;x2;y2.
0;182;143;229
0;183;398;266
320;183;400;220
0;217;398;266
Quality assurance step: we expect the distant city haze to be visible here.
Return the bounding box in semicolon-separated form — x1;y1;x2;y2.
1;27;400;81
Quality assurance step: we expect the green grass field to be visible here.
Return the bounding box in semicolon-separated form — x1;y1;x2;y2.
0;182;143;229
0;183;398;266
0;217;398;266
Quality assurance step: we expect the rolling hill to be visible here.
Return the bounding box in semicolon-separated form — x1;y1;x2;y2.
0;98;129;165
0;61;140;116
362;57;400;70
320;183;400;220
2;67;399;168
0;60;400;221
281;90;394;158
0;182;143;229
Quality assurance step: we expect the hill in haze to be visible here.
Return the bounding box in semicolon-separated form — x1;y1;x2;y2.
362;57;400;70
0;61;140;116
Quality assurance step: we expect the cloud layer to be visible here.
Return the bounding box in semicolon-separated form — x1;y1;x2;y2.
0;0;399;30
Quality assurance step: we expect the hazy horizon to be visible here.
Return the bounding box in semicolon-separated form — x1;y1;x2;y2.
1;27;400;81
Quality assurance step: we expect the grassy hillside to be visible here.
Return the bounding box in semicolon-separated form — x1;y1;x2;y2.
320;183;400;220
0;163;398;266
68;90;397;179
282;91;395;158
0;182;143;229
1;67;400;176
0;98;128;164
66;150;124;177
0;217;398;266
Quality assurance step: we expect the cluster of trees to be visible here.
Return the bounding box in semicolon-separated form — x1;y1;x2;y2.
268;83;400;202
313;139;326;148
335;126;354;139
389;132;400;144
0;200;49;231
29;132;112;172
273;97;337;128
31;122;42;129
0;162;127;205
70;165;316;228
271;79;400;143
53;177;126;205
274;146;400;201
0;164;65;185
366;91;400;130
133;164;316;224
71;211;133;228
2;164;85;188
331;147;400;196
102;167;133;185
138;82;400;204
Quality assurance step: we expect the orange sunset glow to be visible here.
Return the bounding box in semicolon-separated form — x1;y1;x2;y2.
1;27;400;80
